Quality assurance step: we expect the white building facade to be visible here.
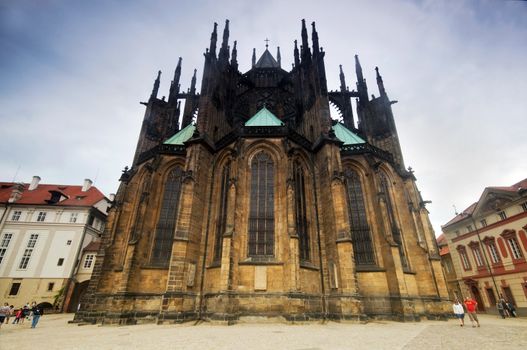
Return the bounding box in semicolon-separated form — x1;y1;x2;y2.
0;176;110;311
442;178;527;316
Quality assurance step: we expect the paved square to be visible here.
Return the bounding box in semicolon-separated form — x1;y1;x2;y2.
1;314;525;349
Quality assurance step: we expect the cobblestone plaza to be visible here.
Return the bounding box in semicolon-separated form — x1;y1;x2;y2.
2;313;525;349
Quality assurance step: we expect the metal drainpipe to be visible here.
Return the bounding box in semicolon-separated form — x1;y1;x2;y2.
197;155;218;322
309;155;327;321
62;209;91;312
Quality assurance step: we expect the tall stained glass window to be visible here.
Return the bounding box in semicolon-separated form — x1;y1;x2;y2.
344;168;375;265
248;152;275;257
294;161;310;261
151;167;183;265
214;162;231;261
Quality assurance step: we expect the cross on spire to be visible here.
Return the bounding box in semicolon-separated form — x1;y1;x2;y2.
264;38;270;49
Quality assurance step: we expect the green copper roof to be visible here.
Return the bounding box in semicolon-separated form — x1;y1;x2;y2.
164;123;196;145
245;107;284;126
332;122;365;145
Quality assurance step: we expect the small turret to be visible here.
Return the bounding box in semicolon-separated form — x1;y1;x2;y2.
375;66;387;98
209;22;218;59
311;22;319;57
355;55;369;106
293;40;300;67
190;69;197;94
150;70;161;100
339;65;346;92
300;19;311;63
218;20;230;65
231;41;238;69
277;46;281;68
168;57;182;105
252;48;256;68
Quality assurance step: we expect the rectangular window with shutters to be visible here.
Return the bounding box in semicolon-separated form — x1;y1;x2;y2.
18;234;38;269
508;237;523;259
488;242;501;263
0;233;13;265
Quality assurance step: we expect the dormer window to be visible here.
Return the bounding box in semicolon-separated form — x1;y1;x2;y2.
498;211;507;220
46;190;68;204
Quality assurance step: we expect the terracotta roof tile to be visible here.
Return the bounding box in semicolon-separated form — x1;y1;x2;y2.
0;182;106;207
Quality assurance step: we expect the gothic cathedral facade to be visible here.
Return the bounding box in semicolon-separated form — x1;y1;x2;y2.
75;20;450;324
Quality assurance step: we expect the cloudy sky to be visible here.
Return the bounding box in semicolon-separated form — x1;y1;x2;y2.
1;0;526;235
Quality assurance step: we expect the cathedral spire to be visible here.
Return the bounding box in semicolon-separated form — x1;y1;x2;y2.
252;48;256;68
301;19;311;63
355;54;368;105
150;70;161;100
355;54;364;83
168;57;182;105
190;68;197;94
277;46;281;68
209;22;218;59
339;65;347;92
219;19;230;64
231;40;238;69
293;40;300;67
375;66;387;98
311;21;319;57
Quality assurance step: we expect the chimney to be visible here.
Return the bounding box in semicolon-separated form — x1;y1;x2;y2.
109;193;116;202
82;179;93;192
8;183;25;203
28;176;41;191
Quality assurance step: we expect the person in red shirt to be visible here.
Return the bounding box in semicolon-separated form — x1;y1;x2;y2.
464;296;480;327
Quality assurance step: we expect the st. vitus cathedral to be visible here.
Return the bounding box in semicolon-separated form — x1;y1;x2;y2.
75;20;450;324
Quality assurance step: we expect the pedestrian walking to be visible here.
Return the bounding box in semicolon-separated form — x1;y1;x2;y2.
464;296;480;327
506;301;517;317
497;299;506;319
30;302;43;328
12;307;23;324
20;303;30;324
0;303;10;328
5;305;14;324
452;299;465;326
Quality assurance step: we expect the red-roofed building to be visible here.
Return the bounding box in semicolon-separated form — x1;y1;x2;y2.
0;176;112;312
441;178;527;316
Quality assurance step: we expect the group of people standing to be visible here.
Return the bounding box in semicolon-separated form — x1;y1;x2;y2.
0;301;43;329
452;297;481;327
497;296;517;318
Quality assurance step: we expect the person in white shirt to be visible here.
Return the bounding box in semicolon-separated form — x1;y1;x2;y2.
452;299;465;327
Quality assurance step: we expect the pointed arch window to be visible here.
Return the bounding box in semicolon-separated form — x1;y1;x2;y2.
248;152;275;257
380;173;408;268
151;166;183;266
294;161;310;261
214;161;231;262
344;168;375;265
